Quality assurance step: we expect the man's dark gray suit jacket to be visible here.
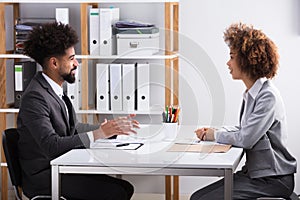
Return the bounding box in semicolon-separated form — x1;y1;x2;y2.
17;72;99;197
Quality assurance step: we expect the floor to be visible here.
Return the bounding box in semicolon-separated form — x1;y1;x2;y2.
3;190;190;200
132;193;190;200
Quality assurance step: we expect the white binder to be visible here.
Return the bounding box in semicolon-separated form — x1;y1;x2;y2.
67;83;78;111
99;7;119;56
137;63;150;111
122;63;135;111
55;8;69;24
89;8;100;55
96;63;110;111
110;63;122;111
67;65;82;112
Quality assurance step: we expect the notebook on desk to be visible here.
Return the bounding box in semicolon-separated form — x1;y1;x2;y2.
90;138;144;150
168;140;231;153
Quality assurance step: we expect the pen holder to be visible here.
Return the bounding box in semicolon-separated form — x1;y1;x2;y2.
163;122;178;141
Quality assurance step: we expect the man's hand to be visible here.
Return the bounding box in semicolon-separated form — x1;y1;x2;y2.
93;114;140;140
194;127;215;141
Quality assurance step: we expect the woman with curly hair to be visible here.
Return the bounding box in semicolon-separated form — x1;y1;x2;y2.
190;23;297;199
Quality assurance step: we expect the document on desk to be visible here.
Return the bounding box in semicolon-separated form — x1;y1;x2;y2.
91;138;144;150
169;140;231;153
174;138;202;145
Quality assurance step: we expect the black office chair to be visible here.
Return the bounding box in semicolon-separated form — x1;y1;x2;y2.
2;128;65;200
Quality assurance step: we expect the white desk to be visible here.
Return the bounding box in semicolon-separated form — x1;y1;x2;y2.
51;125;243;200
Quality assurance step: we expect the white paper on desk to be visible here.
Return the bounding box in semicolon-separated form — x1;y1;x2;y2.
90;141;118;149
90;142;143;150
91;137;144;150
174;138;201;145
168;142;231;153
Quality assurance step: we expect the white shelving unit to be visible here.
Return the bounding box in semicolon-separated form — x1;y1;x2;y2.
0;52;178;60
0;108;162;115
0;1;179;199
1;0;178;2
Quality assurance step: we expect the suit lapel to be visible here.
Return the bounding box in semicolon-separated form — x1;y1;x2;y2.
36;72;70;131
239;100;245;124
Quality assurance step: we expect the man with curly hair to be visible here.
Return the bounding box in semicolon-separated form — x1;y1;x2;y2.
17;22;139;200
191;23;297;199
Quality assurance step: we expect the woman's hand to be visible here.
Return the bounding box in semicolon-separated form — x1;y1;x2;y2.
194;127;215;141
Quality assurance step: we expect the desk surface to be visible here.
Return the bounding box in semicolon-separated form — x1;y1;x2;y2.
51;125;243;171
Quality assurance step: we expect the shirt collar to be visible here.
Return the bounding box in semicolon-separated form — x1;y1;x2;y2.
245;77;268;100
42;72;64;99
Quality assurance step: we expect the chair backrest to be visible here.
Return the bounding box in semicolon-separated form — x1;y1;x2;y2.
2;128;22;200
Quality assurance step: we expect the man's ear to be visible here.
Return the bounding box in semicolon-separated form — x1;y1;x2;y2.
49;57;58;69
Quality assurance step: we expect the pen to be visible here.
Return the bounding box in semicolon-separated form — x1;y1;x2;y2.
201;128;208;141
116;143;130;147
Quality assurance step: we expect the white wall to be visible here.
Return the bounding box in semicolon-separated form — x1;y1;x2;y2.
178;0;300;195
2;0;300;197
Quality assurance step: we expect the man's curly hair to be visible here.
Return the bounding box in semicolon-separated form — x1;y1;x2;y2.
224;23;279;80
24;21;79;68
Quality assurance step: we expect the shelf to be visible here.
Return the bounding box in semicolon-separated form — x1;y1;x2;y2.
77;52;178;60
0;54;29;59
0;108;162;115
0;108;19;113
0;52;178;60
1;0;179;3
0;162;8;167
76;110;162;115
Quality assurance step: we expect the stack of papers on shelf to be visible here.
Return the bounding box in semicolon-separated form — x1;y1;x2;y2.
15;20;54;54
115;20;154;28
91;137;144;150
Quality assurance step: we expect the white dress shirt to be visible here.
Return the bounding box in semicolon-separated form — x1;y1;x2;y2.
42;73;94;143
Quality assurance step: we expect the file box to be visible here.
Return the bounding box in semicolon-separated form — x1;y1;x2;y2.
116;32;159;56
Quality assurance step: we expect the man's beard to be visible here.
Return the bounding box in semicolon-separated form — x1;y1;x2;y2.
62;68;76;84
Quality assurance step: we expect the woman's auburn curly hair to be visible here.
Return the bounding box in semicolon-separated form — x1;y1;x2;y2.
224;23;279;80
24;21;79;67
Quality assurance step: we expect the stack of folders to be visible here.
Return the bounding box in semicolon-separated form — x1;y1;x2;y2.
15;22;42;54
15;19;54;54
96;63;150;112
89;7;119;56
